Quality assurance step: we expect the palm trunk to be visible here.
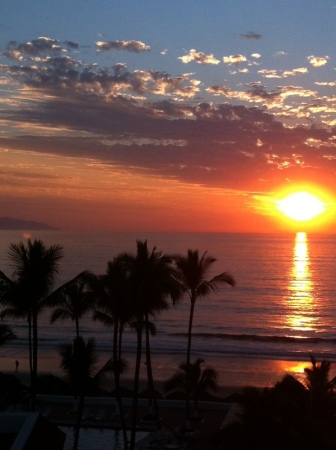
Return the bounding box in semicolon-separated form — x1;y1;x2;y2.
118;325;123;364
130;321;143;450
186;296;196;425
28;315;33;389
73;394;85;450
31;313;38;411
113;320;128;450
145;313;161;428
75;318;79;338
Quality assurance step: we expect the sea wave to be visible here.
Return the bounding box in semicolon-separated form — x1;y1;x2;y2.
171;332;336;344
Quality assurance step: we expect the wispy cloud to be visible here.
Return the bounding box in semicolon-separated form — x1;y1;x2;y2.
315;81;336;86
282;67;308;77
240;32;263;40
206;83;316;109
259;67;308;78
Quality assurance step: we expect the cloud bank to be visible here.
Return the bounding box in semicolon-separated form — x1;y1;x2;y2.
1;36;336;198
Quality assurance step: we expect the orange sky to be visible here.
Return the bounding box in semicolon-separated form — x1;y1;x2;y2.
3;145;334;232
1;3;336;232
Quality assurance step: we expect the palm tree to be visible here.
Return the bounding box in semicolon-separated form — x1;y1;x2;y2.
216;375;322;450
92;258;133;450
304;354;336;420
49;271;94;338
59;336;113;450
165;358;218;418
118;240;180;450
173;249;235;423
0;239;63;410
0;272;31;371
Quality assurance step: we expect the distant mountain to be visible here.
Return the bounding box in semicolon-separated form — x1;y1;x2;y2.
0;217;58;230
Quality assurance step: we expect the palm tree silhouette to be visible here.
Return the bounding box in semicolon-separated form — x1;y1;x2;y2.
50;271;94;338
0;239;63;410
59;336;113;450
218;374;323;450
92;258;133;450
304;354;336;420
118;240;180;450
165;358;218;419
173;249;235;423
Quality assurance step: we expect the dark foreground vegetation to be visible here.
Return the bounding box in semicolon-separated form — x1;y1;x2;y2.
213;355;336;450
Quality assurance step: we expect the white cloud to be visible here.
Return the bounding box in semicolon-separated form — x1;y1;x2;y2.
307;55;329;67
96;40;151;52
178;49;220;65
223;54;247;65
258;69;281;78
315;81;336;86
283;67;308;77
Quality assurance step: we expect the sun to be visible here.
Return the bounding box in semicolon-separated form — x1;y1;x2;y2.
276;191;325;222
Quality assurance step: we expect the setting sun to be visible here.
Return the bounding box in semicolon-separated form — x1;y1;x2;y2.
276;192;325;222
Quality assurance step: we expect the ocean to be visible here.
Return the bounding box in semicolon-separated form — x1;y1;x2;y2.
1;230;336;389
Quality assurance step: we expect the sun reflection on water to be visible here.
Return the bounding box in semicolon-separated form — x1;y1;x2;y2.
286;232;316;332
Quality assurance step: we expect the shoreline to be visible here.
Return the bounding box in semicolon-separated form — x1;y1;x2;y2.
0;352;312;389
2;369;243;401
0;344;311;390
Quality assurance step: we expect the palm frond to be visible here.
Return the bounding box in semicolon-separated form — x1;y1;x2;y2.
0;324;17;346
50;308;72;323
92;309;115;326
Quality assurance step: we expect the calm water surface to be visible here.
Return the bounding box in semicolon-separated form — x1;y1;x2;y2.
1;231;336;387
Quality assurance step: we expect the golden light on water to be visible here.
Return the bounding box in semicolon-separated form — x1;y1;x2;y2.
285;232;316;332
293;232;310;283
278;360;308;384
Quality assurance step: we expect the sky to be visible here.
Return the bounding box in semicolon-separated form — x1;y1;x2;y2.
1;0;336;233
